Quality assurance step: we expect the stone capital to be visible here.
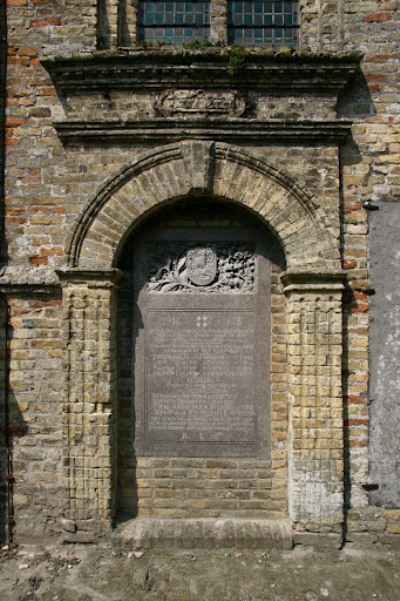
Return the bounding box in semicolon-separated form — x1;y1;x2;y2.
281;270;346;294
56;269;125;289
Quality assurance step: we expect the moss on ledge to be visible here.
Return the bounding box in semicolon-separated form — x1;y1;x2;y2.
44;45;364;66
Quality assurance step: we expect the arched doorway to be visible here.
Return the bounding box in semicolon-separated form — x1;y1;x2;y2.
116;198;287;521
61;141;345;545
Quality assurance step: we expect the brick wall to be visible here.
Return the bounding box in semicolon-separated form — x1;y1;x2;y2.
4;295;63;541
340;2;400;544
1;0;399;546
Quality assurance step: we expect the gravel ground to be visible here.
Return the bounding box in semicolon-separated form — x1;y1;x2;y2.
0;542;399;601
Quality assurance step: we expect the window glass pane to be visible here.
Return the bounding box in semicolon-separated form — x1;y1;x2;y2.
228;1;299;47
139;1;299;47
139;1;210;45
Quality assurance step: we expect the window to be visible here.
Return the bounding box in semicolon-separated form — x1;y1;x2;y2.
228;1;299;47
139;1;211;45
137;1;299;47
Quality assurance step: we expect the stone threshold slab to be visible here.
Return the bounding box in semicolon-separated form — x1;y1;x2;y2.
113;518;293;551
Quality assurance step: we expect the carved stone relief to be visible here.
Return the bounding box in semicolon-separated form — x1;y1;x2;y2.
134;226;270;458
147;243;257;293
155;89;246;118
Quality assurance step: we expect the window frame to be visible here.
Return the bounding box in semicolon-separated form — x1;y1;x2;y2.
138;0;212;46
227;1;299;48
137;0;299;47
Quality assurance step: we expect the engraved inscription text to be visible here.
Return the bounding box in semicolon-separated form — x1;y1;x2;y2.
146;311;257;445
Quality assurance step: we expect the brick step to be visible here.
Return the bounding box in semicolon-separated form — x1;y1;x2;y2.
113;518;293;550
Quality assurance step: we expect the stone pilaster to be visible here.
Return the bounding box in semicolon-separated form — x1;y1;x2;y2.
282;272;345;542
211;0;227;44
98;0;119;49
118;0;139;47
59;271;122;534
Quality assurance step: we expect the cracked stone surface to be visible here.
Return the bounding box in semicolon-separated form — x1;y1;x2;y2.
0;543;399;601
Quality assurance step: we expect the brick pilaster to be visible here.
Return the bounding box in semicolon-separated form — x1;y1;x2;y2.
60;271;121;532
283;273;345;539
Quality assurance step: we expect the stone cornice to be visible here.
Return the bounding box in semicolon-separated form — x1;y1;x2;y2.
0;269;125;291
281;270;346;293
42;49;362;95
0;284;61;296
54;119;353;145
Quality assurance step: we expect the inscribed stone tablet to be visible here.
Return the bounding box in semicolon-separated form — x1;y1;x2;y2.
133;227;271;457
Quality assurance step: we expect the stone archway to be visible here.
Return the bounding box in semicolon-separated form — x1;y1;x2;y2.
115;198;287;526
67;141;338;272
60;141;345;546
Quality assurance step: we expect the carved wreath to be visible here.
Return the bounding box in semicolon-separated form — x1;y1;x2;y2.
147;243;256;293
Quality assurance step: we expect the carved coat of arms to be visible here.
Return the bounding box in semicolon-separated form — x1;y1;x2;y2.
147;242;256;293
186;247;217;286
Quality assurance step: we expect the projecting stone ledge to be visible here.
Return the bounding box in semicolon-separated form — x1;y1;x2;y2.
113;518;293;551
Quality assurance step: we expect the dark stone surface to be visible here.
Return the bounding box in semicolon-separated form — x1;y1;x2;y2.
369;202;400;508
133;226;272;458
42;49;362;94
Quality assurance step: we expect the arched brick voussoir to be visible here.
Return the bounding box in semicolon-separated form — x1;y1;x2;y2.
76;158;192;270
214;144;340;268
214;157;335;270
71;141;339;272
213;160;290;237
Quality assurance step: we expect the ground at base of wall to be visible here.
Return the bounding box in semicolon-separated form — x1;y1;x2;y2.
0;543;399;601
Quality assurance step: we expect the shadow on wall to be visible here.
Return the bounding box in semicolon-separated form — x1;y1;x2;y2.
0;301;29;543
116;238;139;521
97;0;111;49
97;0;134;49
117;0;133;47
337;64;376;536
337;67;376;173
0;0;7;265
0;8;27;544
336;66;376;121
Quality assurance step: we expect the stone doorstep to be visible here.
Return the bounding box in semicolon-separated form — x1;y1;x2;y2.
112;518;293;551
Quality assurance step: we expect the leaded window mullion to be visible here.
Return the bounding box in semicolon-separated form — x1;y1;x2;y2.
134;1;299;47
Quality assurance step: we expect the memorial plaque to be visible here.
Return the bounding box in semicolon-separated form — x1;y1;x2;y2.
134;227;271;457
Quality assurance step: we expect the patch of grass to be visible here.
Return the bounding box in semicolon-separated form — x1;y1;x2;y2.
226;45;249;76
